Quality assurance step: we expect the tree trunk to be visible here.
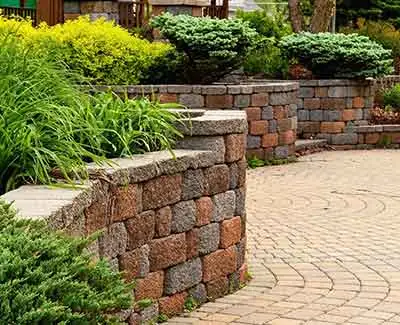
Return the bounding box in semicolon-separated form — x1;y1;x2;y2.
288;0;303;32
310;0;336;32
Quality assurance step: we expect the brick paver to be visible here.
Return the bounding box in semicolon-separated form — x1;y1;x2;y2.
168;151;400;324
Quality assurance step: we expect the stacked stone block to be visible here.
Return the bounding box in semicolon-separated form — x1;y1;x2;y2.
297;80;375;145
2;110;248;324
353;125;400;149
64;0;119;21
101;82;299;160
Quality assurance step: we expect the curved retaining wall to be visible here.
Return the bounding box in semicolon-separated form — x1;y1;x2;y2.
98;83;299;160
1;110;248;324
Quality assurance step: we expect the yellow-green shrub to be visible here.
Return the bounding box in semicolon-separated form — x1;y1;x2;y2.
0;16;176;85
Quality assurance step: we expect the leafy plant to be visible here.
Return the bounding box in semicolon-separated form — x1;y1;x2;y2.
280;32;393;79
0;201;133;324
136;298;153;309
157;314;169;323
151;13;258;84
383;84;400;110
184;296;198;312
247;157;266;169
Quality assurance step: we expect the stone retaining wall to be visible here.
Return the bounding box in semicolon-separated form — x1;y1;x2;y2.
1;110;248;324
297;79;375;145
346;124;400;149
100;82;299;161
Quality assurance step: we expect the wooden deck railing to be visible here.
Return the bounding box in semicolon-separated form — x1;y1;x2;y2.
119;0;150;29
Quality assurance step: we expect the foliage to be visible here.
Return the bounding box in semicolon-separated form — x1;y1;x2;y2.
151;13;258;84
0;37;182;193
0;16;176;85
184;296;198;313
0;201;133;324
247;156;297;169
236;9;291;78
383;85;400;110
370;107;400;124
280;32;393;79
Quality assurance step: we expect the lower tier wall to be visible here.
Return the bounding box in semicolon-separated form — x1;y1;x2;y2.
1;111;248;324
99;82;299;161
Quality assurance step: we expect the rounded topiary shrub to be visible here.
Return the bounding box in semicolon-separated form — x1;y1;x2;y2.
0;201;133;324
280;32;393;79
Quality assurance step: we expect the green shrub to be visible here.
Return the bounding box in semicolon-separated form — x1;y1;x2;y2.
280;32;393;79
0;36;182;193
151;13;258;84
383;84;400;110
0;16;176;85
0;201;133;324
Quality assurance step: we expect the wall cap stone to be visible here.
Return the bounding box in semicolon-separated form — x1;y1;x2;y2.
299;79;376;87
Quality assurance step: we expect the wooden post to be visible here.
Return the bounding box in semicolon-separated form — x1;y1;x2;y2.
37;0;64;25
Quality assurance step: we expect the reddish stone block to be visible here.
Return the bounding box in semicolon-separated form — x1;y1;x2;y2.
195;197;212;226
206;95;233;108
186;229;199;259
315;87;328;97
246;148;264;160
303;98;321;110
237;159;247;187
142;174;182;210
149;233;186;271
203;165;230;195
126;210;155;250
277;118;292;132
320;122;345;134
342;109;354;121
251;93;268;107
249;120;268;135
298;121;320;134
202;246;237;282
225;134;246;163
245;106;261;121
111;184;141;222
273;106;287;119
220;217;241;249
365;133;380;144
155;206;172;237
135;271;164;300
119;246;149;281
279;130;295;145
85;196;110;235
320;98;346;109
158;291;187;318
159;93;178;103
353;96;364;108
391;132;400;144
206;276;229;300
262;133;278;148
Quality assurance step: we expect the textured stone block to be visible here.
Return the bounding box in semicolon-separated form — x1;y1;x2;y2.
171;200;196;233
229;163;239;190
111;184;141;222
188;283;207;304
204;164;230;195
235;187;246;217
299;87;315;98
323;110;342;122
310;110;323;121
352;97;364;108
182;169;204;200
195;197;212;226
176;136;225;164
297;110;309;121
126;210;155;250
155;206;172;237
277;118;293;132
289;103;297;117
269;120;277;133
269;92;296;105
246;106;261;121
315;87;328;97
85;193;109;235
262;133;278;148
206;276;229;300
168;85;192;93
206;95;233;108
201;85;227;95
158;291;187;318
139;304;159;323
331;133;358;145
246;148;264;160
225;134;246;163
198;223;220;255
159;93;178;103
274;145;289;159
99;222;127;259
119;245;150;281
273;106;287;119
220;217;241;249
135;271;164;300
202;246;237;282
298;121;320;133
342;109;355;121
279;130;295;145
186;229;199;259
303;98;321;110
365;133;380;144
164;258;202;295
149;233;186;271
247;135;261;149
328;86;347;97
179;94;204;108
250;120;268;135
262;106;274;120
234;95;251;108
142;175;182;210
320;122;345;134
251;93;268;106
236;236;246;268
212;191;236;221
321;98;346;109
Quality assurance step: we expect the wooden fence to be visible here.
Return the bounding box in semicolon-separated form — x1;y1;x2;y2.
119;0;150;29
203;0;228;18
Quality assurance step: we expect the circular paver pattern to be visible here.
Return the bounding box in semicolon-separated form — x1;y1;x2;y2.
168;150;400;325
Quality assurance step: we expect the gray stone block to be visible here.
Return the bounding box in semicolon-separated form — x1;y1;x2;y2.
328;86;348;98
236;237;247;268
299;87;315;98
331;133;358;145
188;283;208;304
247;135;261;149
99;222;127;259
201;85;227;95
176;136;225;163
298;110;309;121
229;163;239;190
234;95;251;108
354;109;363;120
363;109;371;120
171;200;196;233
168;85;193;93
164;258;202;295
241;85;254;94
269;120;277;133
212;191;236;221
198;223;220;255
310;110;323;121
179;94;205;108
274;146;289;159
235;187;246;217
270;92;296;105
262;106;274;120
182;169;205;200
298;98;304;109
227;85;242;94
139;303;159;323
323;110;341;121
289;104;298;117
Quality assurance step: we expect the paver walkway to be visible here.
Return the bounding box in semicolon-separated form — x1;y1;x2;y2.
168;150;400;325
